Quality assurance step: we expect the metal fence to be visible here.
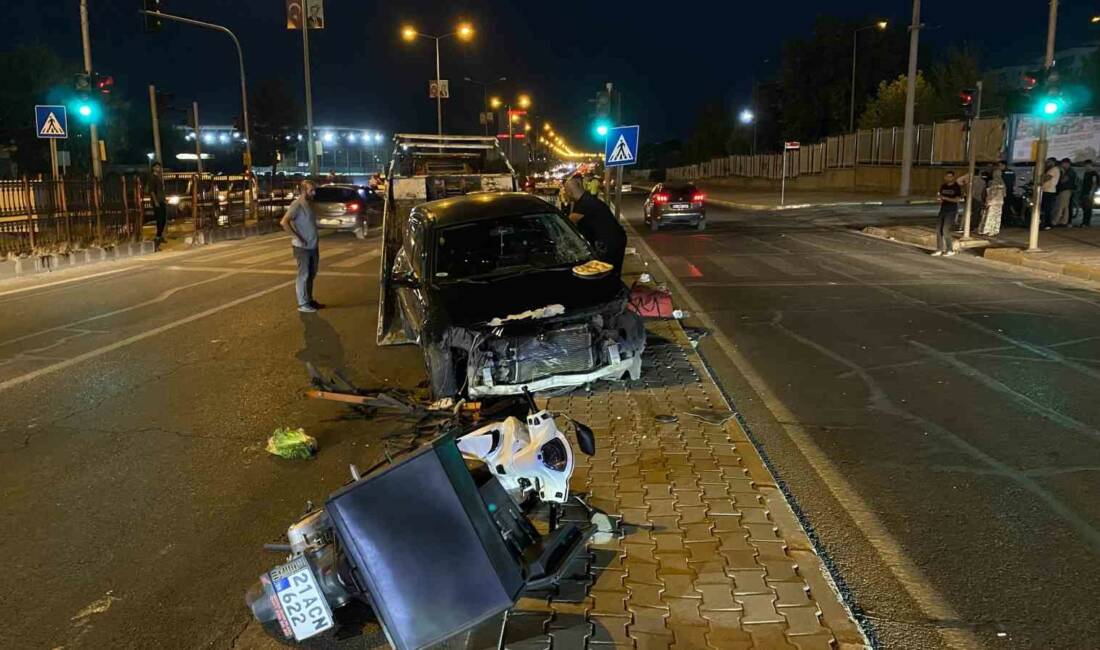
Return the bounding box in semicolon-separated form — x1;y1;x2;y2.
0;176;144;258
668;118;1005;181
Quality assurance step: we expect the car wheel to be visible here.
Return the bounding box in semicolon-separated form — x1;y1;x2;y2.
354;224;367;240
696;219;707;231
649;219;660;232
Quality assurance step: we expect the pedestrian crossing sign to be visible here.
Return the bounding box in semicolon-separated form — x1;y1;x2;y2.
604;125;639;167
35;105;68;139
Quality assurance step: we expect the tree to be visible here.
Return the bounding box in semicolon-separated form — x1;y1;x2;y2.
683;100;732;164
858;72;934;128
249;78;303;171
778;17;908;141
0;46;77;175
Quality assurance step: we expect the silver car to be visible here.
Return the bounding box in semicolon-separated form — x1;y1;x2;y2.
643;181;706;231
313;184;381;239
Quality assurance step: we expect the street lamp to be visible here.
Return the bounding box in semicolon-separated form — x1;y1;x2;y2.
400;21;476;137
738;108;757;155
464;75;508;135
850;19;889;132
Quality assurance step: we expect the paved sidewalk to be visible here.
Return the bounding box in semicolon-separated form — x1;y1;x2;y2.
503;245;867;649
696;181;935;211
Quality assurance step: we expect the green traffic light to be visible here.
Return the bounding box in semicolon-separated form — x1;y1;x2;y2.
78;104;93;118
596;124;608;137
70;97;101;124
1037;96;1064;118
592;119;611;139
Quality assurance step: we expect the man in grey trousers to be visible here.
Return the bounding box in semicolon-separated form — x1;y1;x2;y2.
280;180;324;313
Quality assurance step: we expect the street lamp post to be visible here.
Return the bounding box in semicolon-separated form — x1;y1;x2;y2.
139;9;253;170
850;20;888;133
402;23;474;138
464;76;507;135
739;108;756;156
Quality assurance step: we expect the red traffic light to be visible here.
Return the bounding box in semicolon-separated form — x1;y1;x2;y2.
95;74;114;94
958;89;974;106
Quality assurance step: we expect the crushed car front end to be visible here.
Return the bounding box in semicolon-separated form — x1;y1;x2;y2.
453;297;645;398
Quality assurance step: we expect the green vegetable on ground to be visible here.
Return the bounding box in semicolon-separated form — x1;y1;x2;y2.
266;427;317;460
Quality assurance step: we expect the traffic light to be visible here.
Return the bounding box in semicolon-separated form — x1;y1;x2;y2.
592;118;611;139
70;96;101;124
143;0;162;32
959;88;976;119
1034;70;1066;120
93;73;114;95
74;72;91;92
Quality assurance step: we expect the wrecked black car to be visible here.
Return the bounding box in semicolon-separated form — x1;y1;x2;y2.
385;192;645;398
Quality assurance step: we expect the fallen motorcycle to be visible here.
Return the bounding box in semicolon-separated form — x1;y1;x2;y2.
246;382;605;648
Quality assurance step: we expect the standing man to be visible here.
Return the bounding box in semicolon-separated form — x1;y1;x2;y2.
280;179;324;313
147;162;167;245
1040;158;1060;231
1054;158;1076;227
997;161;1018;222
1079;160;1098;228
933;170;963;257
563;176;627;274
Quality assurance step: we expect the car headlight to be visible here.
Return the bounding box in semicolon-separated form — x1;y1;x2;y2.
166;195;180;205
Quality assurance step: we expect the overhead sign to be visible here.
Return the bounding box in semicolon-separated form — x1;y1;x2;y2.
784;141;801;150
604;125;639;167
35;105;68;139
286;0;324;29
429;79;450;99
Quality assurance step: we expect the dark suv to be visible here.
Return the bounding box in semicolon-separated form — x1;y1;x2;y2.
643;182;706;231
387;192;646;398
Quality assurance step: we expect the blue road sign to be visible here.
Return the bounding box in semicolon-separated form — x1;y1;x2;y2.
604;125;639;167
35;105;68;139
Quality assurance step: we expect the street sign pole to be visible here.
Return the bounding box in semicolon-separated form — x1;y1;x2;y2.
49;140;59;180
1028;0;1059;253
781;149;787;207
192;102;204;174
614;166;624;220
302;16;317;176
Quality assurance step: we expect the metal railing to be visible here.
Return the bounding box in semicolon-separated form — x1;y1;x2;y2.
0;176;144;258
667;118;1005;181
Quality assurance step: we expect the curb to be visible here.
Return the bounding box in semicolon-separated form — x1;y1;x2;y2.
0;240;156;282
981;246;1100;283
706;197;937;211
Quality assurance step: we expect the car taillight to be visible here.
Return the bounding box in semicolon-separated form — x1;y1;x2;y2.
345;201;360;213
653;193;669;204
692;193;706;202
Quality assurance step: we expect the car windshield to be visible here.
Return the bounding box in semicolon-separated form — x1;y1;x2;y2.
434;213;593;282
314;187;360;202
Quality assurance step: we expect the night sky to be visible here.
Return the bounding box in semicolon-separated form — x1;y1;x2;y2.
4;1;1098;147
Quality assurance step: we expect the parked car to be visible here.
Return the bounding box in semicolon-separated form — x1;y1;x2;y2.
313;184;382;238
387;192;646;398
643;181;706;231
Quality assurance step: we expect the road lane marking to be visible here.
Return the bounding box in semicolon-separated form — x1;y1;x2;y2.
751;254;815;277
0;279;294;394
232;248;297;266
0;266;140;298
164;265;369;277
627;223;978;649
0;273;234;349
331;249;381;268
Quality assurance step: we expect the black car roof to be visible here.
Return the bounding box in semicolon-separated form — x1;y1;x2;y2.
414;192;554;227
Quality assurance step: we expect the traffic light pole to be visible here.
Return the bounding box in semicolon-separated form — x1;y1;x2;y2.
961;81;983;241
1028;0;1059;253
140;11;252;170
192;102;204;174
148;85;163;165
80;0;102;180
898;0;921;197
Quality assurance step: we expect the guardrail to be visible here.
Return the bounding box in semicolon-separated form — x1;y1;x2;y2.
668;118;1004;181
0;176;144;258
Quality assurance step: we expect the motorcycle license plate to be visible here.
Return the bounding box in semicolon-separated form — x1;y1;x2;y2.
268;557;335;641
672;203;690;210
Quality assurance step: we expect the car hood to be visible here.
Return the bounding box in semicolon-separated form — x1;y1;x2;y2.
432;268;624;328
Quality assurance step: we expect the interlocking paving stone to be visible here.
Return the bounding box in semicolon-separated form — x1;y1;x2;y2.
503;300;864;648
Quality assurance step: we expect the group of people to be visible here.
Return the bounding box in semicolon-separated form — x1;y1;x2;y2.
934;165;1010;255
1037;157;1099;230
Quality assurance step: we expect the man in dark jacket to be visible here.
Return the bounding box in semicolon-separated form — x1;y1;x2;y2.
147;162;167;243
563;176;626;274
1079;160;1098;227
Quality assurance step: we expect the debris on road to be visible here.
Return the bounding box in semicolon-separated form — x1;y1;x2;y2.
265;427;317;460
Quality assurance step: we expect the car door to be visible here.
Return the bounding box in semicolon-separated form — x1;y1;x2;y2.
392;212;428;342
644;184;662;220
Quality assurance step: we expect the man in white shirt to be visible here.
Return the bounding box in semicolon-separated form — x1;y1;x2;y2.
1040;158;1060;230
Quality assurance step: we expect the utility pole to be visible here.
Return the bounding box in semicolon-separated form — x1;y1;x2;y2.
1028;0;1059;252
148;85;163;165
79;0;102;180
899;0;921;197
434;38;443;137
301;18;317;176
961;81;983;240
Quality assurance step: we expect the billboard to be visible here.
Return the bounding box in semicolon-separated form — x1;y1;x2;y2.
286;0;324;29
1011;115;1100;163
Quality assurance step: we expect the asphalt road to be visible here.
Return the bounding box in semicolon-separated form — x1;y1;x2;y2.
625;193;1100;649
0;232;414;649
